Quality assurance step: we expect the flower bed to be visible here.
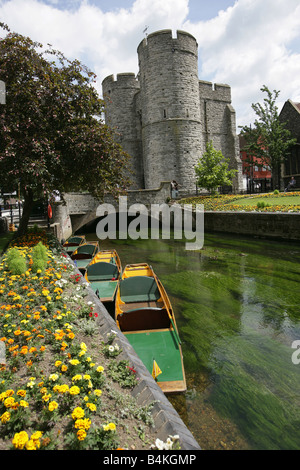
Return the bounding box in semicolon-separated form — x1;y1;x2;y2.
0;230;173;450
180;192;300;213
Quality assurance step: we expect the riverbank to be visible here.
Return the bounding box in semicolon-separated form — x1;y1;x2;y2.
179;191;300;212
0;230;200;451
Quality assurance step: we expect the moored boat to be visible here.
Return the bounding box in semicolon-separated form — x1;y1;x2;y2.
85;249;122;302
63;235;86;255
115;263;186;394
71;241;99;273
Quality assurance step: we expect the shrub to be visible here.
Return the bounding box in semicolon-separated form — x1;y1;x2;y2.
31;241;49;273
256;201;271;209
5;247;27;274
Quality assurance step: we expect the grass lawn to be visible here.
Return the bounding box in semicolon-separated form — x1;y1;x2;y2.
232;195;300;206
179;191;300;212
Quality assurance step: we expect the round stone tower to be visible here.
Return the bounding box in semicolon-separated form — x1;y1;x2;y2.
102;73;143;189
137;30;202;191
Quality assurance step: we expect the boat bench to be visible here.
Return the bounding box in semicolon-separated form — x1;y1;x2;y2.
118;307;170;332
120;276;160;303
87;262;119;281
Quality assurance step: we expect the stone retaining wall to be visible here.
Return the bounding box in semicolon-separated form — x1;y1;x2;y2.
203;211;300;241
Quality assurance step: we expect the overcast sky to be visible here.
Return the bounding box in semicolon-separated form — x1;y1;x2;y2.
0;0;299;127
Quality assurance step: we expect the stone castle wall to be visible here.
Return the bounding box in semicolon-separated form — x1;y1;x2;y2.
102;29;242;194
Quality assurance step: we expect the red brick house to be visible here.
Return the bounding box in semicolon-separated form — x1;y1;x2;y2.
239;135;272;193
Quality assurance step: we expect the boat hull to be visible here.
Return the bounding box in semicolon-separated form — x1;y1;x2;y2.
115;263;186;394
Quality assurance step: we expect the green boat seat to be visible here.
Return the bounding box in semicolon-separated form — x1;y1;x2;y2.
73;245;96;257
118;307;170;332
66;237;83;245
120;276;160;303
87;262;119;281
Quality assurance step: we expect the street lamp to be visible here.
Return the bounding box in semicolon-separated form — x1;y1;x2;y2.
0;80;5;105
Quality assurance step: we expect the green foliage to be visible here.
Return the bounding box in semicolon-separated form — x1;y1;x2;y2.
5;247;27;274
31;241;48;272
256;201;270;209
107;359;138;388
195;141;237;194
240;85;296;189
0;22;130;235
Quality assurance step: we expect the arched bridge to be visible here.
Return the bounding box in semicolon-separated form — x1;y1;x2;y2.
52;182;172;242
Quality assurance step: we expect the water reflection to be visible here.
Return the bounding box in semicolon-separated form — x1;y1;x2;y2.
83;230;300;450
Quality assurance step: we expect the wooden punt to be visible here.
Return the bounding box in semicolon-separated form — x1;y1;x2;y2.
63;235;86;255
71;241;99;272
115;263;186;394
84;249;122;302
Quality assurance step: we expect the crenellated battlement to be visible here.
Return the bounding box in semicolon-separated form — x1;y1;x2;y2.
102;73;140;91
102;29;242;193
199;80;231;102
137;29;198;57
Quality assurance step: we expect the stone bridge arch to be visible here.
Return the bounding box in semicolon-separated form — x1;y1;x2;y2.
52;182;172;242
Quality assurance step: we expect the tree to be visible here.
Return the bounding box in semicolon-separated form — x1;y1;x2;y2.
239;85;296;190
195;141;237;194
0;23;130;236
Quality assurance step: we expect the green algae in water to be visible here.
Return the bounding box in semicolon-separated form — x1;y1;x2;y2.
85;231;300;449
209;333;300;450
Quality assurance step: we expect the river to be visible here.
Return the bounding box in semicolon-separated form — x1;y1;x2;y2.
81;226;300;450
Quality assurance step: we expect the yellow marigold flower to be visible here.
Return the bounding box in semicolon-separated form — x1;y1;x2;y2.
69;359;80;366
80;342;87;351
58;384;69;394
96;366;104;373
42;393;52;402
12;431;29;450
72;407;85;420
31;431;43;441
86;402;96;412
48;401;58;412
77;429;87;441
75;418;91;430
61;364;68;372
19;400;29;408
103;422;116;432
25;439;37;450
69;386;80;395
17;389;26;397
83;374;91;380
0;411;11;423
4;397;16;408
49;373;59;382
94;389;102;397
55;360;62;367
72;374;82;381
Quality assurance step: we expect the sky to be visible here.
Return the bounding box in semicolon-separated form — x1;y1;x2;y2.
0;0;300;128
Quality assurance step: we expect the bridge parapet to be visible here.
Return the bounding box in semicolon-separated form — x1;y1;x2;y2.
52;182;172;241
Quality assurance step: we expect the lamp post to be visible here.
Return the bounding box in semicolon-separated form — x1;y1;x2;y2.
0;80;5;105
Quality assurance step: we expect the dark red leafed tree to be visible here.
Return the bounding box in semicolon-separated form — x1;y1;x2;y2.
0;23;130;236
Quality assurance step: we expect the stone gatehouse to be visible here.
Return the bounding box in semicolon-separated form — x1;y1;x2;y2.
102;29;243;194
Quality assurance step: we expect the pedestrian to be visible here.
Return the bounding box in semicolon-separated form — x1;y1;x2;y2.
171;180;179;198
285;176;296;192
